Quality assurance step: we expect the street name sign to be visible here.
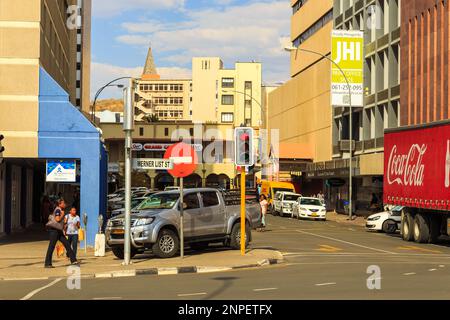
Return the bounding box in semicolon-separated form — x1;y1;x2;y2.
133;158;174;170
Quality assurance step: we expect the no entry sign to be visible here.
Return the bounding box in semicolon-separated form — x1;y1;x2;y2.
164;142;198;178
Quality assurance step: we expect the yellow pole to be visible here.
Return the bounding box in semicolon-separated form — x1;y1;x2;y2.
241;167;246;256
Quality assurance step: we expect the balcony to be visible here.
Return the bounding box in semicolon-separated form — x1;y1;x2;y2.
364;137;384;150
364;94;376;106
377;88;389;102
391;27;401;43
391;84;400;98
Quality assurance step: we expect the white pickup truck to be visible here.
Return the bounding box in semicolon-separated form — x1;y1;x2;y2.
273;192;302;217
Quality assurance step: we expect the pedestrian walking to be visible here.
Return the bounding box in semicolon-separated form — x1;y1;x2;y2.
259;194;268;232
65;207;80;258
44;199;79;268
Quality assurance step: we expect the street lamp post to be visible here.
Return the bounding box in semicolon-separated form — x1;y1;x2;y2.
92;77;132;122
284;46;354;220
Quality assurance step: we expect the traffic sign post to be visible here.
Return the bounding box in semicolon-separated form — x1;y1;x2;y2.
164;143;198;259
234;128;255;256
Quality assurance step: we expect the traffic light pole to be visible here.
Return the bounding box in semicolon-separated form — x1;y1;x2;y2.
240;167;246;256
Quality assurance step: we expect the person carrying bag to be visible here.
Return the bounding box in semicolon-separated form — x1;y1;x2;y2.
44;199;79;268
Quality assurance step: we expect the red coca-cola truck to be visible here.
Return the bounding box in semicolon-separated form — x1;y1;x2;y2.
384;121;450;244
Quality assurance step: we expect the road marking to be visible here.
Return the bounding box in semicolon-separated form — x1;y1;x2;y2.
294;230;396;254
315;282;337;287
20;278;63;300
428;269;437;272
177;292;207;297
403;272;416;276
439;265;445;268
253;288;278;292
316;245;343;253
93;297;122;300
397;245;442;254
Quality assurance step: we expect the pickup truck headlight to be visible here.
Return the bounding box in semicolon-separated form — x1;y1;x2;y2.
135;217;155;226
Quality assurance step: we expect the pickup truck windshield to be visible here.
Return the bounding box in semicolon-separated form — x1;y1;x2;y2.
136;194;179;210
300;199;323;206
273;188;294;196
284;194;301;201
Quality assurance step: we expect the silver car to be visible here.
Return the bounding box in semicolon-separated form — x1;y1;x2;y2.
106;188;261;259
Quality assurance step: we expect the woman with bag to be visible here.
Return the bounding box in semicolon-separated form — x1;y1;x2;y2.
44;199;79;268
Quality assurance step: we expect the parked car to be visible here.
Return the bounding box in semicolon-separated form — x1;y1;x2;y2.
366;206;403;233
110;197;149;217
164;186;180;191
273;192;302;217
292;197;327;220
105;188;261;259
259;180;296;214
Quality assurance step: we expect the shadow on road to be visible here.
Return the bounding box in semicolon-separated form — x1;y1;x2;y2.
205;276;240;300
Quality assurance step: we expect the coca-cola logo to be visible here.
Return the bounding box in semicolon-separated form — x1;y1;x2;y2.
387;144;427;186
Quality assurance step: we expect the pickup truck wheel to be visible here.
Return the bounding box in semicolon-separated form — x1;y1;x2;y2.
111;247;137;260
402;212;415;241
152;229;179;259
413;214;430;243
230;222;250;250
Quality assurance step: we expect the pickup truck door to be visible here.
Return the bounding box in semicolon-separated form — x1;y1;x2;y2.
199;191;226;236
182;192;203;239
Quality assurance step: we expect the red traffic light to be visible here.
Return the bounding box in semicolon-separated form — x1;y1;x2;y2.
239;132;250;141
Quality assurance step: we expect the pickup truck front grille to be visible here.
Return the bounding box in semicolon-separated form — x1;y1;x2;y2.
110;219;137;227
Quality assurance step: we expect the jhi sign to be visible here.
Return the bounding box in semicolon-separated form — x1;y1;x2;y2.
331;30;364;107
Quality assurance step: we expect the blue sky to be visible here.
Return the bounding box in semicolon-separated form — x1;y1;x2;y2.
91;0;291;99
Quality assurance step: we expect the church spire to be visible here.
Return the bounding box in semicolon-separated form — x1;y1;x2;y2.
142;46;160;80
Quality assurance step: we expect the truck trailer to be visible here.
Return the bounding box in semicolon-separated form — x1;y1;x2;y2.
384;120;450;244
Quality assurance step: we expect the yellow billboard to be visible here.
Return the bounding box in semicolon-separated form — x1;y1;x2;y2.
331;30;364;107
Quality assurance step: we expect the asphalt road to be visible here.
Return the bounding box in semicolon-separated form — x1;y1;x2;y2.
1;214;450;300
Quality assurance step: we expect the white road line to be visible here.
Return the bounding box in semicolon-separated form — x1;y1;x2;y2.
253;288;278;292
177;292;207;297
428;269;437;272
294;230;397;254
403;272;416;276
315;282;337;287
439;265;445;268
20;278;63;300
93;297;122;300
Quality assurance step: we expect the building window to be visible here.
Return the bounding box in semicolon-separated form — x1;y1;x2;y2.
292;0;308;15
221;78;235;88
139;127;144;136
164;128;169;136
245;81;252;90
189;128;194;136
292;9;333;46
221;95;234;105
221;113;234;123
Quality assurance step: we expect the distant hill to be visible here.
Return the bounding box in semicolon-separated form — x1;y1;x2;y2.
93;99;124;112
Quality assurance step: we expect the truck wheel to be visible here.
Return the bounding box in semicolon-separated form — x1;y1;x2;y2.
413;213;430;243
111;247;137;260
152;229;179;259
230;222;250;250
402;212;415;241
429;215;441;244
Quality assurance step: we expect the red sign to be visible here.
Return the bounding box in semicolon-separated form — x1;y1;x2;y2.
164;142;198;178
384;122;450;210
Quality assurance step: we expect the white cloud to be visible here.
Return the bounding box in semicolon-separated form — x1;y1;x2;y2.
92;0;185;18
91;62;191;99
116;1;291;73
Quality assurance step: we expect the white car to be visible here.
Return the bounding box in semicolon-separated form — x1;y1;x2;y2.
293;197;327;220
273;192;302;217
366;206;403;233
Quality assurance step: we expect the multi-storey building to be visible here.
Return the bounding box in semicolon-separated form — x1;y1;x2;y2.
267;0;334;193
330;0;401;213
192;57;263;128
0;0;104;241
401;0;450;126
134;48;192;121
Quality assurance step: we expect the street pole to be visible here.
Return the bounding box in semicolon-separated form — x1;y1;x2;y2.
180;177;184;259
123;85;134;265
284;46;354;220
240;167;246;255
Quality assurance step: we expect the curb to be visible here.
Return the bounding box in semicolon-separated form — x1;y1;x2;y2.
0;258;283;282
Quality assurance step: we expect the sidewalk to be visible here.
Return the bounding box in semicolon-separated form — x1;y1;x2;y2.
0;229;283;280
326;211;367;227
